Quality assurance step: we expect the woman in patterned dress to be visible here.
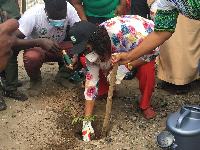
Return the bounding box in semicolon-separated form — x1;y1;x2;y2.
69;16;160;141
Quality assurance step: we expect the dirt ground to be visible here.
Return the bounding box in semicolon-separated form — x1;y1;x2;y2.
0;52;200;150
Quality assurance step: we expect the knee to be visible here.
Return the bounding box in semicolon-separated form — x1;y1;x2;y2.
23;51;42;72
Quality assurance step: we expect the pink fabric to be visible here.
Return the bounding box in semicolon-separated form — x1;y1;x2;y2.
23;41;73;72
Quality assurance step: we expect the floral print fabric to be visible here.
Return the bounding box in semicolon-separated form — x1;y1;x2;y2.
84;15;160;100
101;15;160;62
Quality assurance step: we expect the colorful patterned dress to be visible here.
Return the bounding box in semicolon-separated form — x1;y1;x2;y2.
84;15;160;100
155;0;200;32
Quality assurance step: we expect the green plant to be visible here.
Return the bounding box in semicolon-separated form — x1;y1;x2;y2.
161;99;169;107
72;115;97;125
66;106;72;110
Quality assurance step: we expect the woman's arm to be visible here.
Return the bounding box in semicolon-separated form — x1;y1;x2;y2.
115;30;173;65
71;0;87;20
113;0;127;16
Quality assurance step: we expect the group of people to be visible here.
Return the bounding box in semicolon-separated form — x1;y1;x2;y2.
0;0;199;142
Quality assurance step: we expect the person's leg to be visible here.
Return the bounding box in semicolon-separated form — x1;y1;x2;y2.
24;41;73;73
0;84;6;111
131;0;150;18
198;60;200;75
4;51;18;91
136;59;156;118
4;51;28;101
24;42;75;96
23;47;45;97
55;41;77;88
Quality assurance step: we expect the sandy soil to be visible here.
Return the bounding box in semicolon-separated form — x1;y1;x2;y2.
0;52;199;150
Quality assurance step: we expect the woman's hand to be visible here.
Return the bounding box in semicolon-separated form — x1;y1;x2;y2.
39;38;61;52
113;4;126;16
114;52;131;65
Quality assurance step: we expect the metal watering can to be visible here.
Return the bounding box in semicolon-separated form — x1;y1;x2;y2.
157;105;200;150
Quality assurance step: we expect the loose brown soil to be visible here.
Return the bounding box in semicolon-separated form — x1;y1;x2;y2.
0;52;199;150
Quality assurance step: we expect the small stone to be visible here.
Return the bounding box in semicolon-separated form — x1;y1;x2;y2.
11;114;16;118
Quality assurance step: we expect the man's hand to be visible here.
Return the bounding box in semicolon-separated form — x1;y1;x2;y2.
113;4;126;16
39;38;61;52
114;52;131;65
0;19;19;72
65;56;79;71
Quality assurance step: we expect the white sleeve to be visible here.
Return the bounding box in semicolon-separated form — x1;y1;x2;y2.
66;2;81;27
18;6;37;37
157;0;176;10
84;59;100;100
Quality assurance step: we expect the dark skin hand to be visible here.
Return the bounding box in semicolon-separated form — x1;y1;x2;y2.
12;29;61;52
0;19;19;72
113;0;127;16
39;38;61;52
65;56;80;71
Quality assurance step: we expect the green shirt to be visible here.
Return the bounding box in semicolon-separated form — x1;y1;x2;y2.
0;0;20;19
83;0;119;18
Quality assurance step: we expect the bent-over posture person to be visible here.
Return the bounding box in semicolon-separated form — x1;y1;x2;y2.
69;16;160;141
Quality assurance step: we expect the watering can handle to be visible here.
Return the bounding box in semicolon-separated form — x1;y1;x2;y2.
176;110;191;129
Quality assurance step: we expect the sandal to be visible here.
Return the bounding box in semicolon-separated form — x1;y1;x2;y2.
0;97;7;111
143;105;156;119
